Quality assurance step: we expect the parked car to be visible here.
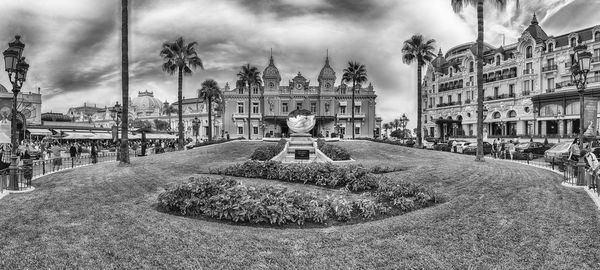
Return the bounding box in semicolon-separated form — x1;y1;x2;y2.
433;141;450;152
448;140;468;152
512;142;552;160
455;141;472;153
423;137;437;149
544;141;573;163
462;142;493;155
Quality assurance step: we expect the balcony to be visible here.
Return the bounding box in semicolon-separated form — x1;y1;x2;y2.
521;90;531;96
485;93;515;101
542;64;558;72
523;68;534;75
337;113;365;118
436;101;462;108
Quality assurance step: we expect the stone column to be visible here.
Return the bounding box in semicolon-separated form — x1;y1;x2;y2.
566;120;573;136
558;119;564;137
541;121;547;136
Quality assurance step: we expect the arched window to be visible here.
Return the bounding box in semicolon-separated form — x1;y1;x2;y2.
571;37;577;47
496;55;501;66
508;110;517;118
595;32;600;42
525;46;532;58
469;61;474;72
449;67;453;77
432;74;435;82
493;112;501;119
548;43;554;52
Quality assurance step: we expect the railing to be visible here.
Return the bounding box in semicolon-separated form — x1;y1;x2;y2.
523;69;534;75
563;158;599;196
436;101;462;108
542;65;558;72
30;152;119;179
0;167;31;192
485;93;515;101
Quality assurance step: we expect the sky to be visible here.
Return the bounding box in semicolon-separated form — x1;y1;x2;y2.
0;0;598;129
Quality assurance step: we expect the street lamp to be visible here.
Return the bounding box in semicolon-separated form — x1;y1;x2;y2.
192;116;200;143
3;35;29;191
110;101;122;161
571;44;592;186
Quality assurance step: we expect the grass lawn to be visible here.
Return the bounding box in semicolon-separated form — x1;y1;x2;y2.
1;140;599;269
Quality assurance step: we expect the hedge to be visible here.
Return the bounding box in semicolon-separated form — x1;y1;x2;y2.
250;139;287;161
157;176;439;225
316;139;351;161
210;160;379;192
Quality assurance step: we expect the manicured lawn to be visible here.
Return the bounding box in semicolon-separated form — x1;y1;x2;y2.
1;140;599;268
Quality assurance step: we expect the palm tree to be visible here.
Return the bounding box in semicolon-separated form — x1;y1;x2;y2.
119;0;130;164
160;37;204;149
198;79;223;142
383;123;391;137
163;102;177;131
393;118;400;131
401;34;436;148
451;0;518;161
236;64;262;140
342;61;368;139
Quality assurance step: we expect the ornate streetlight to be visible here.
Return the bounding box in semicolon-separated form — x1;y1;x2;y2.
192;116;200;143
110;101;122;161
571;44;593;186
3;35;29;191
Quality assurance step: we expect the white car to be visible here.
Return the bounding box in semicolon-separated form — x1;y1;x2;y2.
455;141;472;153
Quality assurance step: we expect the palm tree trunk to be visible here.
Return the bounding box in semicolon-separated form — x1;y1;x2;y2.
351;80;356;139
120;0;130;164
475;0;485;161
247;82;251;140
178;67;184;149
208;96;212;142
417;59;423;148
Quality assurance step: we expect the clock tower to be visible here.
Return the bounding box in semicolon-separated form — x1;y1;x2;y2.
262;50;281;92
318;51;336;92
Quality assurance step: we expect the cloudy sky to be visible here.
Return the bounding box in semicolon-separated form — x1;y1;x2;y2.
0;0;598;129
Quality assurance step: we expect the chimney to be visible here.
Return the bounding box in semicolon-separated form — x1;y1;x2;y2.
38;87;40;94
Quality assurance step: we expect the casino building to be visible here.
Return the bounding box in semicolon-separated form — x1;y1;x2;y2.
222;53;382;139
421;14;600;140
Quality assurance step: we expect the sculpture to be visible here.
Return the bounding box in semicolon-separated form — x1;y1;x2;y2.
286;109;316;133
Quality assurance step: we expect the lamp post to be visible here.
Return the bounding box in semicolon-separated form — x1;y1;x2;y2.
110;101;122;161
192;116;200;143
571;44;593;186
3;35;29;191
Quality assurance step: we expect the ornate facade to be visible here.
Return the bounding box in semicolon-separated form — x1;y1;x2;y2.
222;54;381;139
422;15;600;140
0;85;42;142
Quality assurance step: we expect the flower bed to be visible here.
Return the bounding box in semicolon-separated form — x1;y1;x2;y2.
210;160;379;192
157;176;440;226
250;139;287;161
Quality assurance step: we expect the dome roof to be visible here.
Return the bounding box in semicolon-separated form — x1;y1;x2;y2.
131;90;163;113
318;55;336;82
522;13;548;44
431;49;447;71
262;55;281;81
0;84;8;93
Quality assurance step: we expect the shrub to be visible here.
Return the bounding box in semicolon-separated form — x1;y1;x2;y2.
374;182;441;210
158;176;390;225
211;161;376;192
250;139;287;161
370;165;402;174
320;144;351;161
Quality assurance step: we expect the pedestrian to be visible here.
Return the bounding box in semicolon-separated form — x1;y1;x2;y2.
77;143;83;160
69;143;77;165
507;140;516;160
492;139;498;158
569;138;580;161
91;142;98;164
51;142;64;171
499;139;506;159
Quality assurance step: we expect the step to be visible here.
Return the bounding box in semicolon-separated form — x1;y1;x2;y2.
288;141;314;146
287;147;315;154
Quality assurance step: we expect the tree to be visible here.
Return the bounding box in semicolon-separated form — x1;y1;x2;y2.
401;34;436;148
163;102;177;131
451;0;518;161
120;0;130;164
383;123;391;137
154;119;170;131
160;37;204;149
342;61;368;139
198;79;223;141
236;64;262;140
393;118;400;131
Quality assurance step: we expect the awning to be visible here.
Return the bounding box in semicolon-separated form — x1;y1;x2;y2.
27;128;52;136
62;132;97;139
145;133;178;139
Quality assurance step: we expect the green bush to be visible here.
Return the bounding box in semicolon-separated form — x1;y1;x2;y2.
158;176;389;225
250;139;287;161
319;144;351;161
374;182;441;209
210;160;377;192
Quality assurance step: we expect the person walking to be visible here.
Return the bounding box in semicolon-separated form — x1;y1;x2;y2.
499;139;506;159
507;140;516;160
91;142;98;164
51;142;64;171
69;143;77;167
492;139;498;158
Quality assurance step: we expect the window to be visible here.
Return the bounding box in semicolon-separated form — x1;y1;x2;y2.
471;90;474;100
253;126;258;135
269;82;275;88
458;93;462;103
571;37;577;47
469;62;474;72
594;48;600;58
494;87;499;98
508;110;516;118
547;58;554;66
355;127;360;135
439;97;443;104
523;80;531;92
253;87;259;94
525;62;533;74
432;85;436;93
340;106;346;114
595;32;600;42
310;102;317;113
547;78;555;92
449;67;453;77
282;103;288;113
493;112;501;119
432;74;435;82
341;87;346;94
509;84;514;96
252;102;259;114
548;43;554;52
448;95;452;103
296;102;302;110
526;46;532;58
237;126;243;134
238;88;244;94
354;106;361;114
496;55;501;66
237;102;244;114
